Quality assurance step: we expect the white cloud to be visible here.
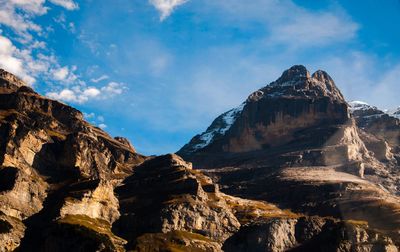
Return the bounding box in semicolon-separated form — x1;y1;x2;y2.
100;82;126;95
83;112;95;119
48;0;78;10
0;35;35;83
0;2;42;41
46;81;126;104
52;66;69;80
149;0;188;21
82;112;107;128
98;123;107;129
50;65;78;83
0;0;80;87
0;0;77;40
47;89;78;102
82;87;101;97
90;74;109;83
47;87;100;103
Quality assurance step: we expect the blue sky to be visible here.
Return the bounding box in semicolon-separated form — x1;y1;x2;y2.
0;0;399;155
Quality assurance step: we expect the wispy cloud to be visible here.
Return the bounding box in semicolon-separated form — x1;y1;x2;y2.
0;0;78;40
52;66;72;81
83;112;107;129
370;64;400;109
149;0;188;21
203;0;358;48
0;1;43;41
49;0;78;10
90;75;109;83
268;11;358;47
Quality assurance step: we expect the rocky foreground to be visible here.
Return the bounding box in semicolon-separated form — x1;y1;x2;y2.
0;67;399;251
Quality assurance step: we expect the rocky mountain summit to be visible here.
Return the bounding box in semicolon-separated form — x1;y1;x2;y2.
0;66;399;251
179;66;349;157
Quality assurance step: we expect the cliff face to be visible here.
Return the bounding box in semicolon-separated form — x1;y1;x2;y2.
0;67;399;252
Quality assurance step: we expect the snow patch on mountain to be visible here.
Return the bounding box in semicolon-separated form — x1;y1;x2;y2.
221;102;246;133
192;102;246;151
388;107;400;119
349;101;400;121
348;101;373;112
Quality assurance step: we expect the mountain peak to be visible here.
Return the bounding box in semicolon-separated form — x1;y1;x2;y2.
349;100;373;111
0;69;27;90
272;65;310;86
312;69;333;83
252;66;345;103
179;65;350;158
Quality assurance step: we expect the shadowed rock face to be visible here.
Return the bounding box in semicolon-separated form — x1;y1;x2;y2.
0;68;399;252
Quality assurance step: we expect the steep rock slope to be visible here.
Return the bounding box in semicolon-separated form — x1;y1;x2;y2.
179;65;400;249
0;70;145;251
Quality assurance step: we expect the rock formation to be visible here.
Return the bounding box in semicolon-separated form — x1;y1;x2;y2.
0;66;399;251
